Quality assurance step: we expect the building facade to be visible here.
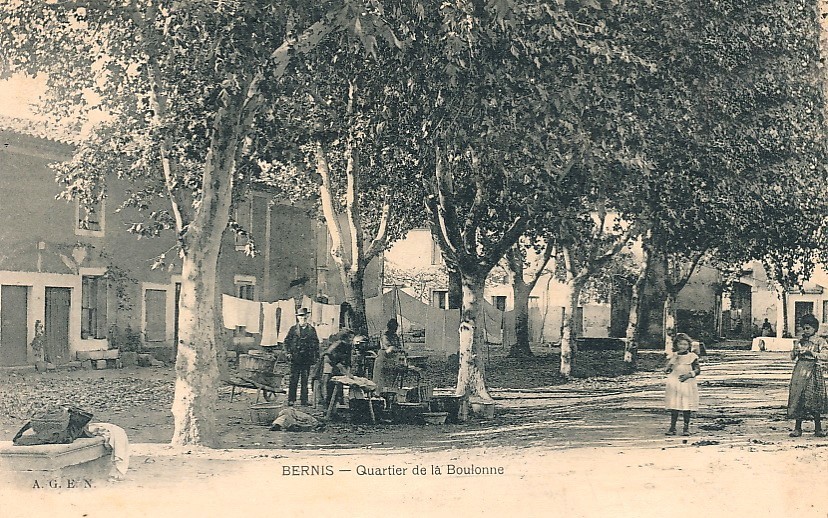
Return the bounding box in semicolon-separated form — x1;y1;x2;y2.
0;129;370;366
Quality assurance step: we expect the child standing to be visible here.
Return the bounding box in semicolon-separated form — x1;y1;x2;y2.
787;313;828;437
664;333;701;436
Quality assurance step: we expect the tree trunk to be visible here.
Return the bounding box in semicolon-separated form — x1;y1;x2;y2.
455;273;492;401
171;246;222;447
560;281;583;378
624;249;651;367
780;288;791;338
169;111;240;447
341;268;368;336
447;264;462;309
509;278;533;357
663;289;678;356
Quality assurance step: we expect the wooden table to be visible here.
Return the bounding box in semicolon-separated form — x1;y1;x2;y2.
326;377;377;423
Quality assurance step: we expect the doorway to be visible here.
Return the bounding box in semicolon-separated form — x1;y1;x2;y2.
45;287;71;365
794;301;815;336
1;285;29;366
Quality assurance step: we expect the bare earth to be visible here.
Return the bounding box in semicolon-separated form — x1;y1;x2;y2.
2;348;827;517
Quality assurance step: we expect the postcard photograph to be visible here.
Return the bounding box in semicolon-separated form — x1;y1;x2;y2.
0;1;827;516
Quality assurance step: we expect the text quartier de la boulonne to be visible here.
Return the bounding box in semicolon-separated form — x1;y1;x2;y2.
282;464;505;476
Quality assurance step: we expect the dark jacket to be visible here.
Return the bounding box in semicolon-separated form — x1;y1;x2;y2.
324;337;353;371
284;324;320;366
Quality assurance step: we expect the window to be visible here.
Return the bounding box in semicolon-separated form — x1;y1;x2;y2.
81;276;107;339
492;295;507;311
75;199;105;237
823;301;828;323
431;290;448;309
430;239;445;266
234;198;253;250
234;275;256;301
144;289;167;342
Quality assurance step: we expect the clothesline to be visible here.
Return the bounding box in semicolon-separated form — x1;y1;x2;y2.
221;294;341;345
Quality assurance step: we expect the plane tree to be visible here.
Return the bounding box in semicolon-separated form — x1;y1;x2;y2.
261;14;425;336
406;0;653;399
0;0;397;446
615;0;828;355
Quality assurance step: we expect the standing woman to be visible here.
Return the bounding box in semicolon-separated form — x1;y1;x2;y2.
787;313;828;437
373;319;405;393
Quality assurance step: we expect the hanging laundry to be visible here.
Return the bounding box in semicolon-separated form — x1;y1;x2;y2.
502;310;516;347
260;302;280;346
222;294;261;333
311;301;340;341
275;298;297;343
395;289;430;330
301;294;313;313
425;306;461;355
482;299;505;345
365;294;389;336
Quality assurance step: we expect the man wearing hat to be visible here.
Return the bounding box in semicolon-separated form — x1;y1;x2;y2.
284;307;320;406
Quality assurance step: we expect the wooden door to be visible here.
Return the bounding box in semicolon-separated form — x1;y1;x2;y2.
0;285;29;366
144;289;167;344
45;287;71;365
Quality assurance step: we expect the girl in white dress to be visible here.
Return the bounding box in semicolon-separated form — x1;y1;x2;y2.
664;333;701;436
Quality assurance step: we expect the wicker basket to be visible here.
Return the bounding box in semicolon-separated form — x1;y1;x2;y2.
249;403;281;426
31;408;70;441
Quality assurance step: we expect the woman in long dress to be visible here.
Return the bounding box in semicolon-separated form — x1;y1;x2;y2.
787;313;828;437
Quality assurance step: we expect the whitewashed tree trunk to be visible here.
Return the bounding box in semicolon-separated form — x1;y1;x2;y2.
663;290;677;357
170;140;237;447
172;247;222;447
624;247;651;366
560;280;584;378
456;273;492;401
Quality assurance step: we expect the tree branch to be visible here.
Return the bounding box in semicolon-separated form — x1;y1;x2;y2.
481;216;528;272
344;80;364;274
315;140;348;270
365;197;390;261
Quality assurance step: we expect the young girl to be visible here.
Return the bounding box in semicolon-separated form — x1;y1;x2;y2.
787;314;828;437
664;333;701;436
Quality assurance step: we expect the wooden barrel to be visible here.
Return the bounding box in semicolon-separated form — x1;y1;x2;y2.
239;354;276;374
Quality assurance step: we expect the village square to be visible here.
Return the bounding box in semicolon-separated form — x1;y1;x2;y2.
1;1;828;516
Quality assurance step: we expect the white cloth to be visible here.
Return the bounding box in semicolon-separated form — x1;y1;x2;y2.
222;294;261;332
86;422;130;479
301;295;313;313
312;301;340;340
275;299;297;343
260;302;280;346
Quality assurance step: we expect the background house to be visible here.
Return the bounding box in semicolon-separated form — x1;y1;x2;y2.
0;127;371;367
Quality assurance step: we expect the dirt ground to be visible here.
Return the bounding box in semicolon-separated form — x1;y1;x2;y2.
3;344;828;517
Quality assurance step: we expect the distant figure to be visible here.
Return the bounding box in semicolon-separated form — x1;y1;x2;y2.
352;334;378;378
664;333;701;436
373;319;406;393
761;318;774;337
284;307;319;406
787;314;827;437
